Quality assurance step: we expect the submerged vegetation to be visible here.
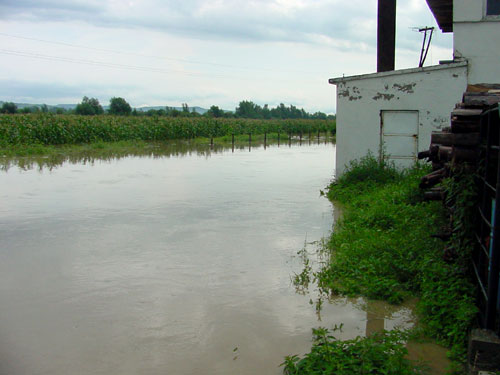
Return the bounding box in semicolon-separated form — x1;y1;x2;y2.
289;155;477;374
0;114;334;149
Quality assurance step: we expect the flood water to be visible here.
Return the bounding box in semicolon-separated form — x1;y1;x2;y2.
0;141;424;375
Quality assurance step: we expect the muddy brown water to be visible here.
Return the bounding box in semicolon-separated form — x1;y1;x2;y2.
0;141;447;374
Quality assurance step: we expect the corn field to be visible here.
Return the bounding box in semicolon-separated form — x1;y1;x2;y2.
0;114;336;146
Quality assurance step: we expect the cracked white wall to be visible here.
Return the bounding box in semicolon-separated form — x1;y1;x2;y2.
333;64;467;175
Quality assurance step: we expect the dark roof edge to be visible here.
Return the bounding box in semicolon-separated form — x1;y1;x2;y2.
328;61;467;84
426;0;453;32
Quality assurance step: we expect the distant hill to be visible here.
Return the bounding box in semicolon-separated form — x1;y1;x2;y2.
0;101;208;114
0;101;79;111
0;101;61;110
136;106;208;115
53;103;78;110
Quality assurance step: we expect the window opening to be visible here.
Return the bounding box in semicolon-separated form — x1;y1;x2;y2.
487;0;500;15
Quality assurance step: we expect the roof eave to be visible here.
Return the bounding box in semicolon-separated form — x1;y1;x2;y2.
328;61;468;84
425;0;453;33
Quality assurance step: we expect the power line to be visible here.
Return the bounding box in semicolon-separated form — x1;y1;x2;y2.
0;48;206;77
0;48;322;86
0;32;323;76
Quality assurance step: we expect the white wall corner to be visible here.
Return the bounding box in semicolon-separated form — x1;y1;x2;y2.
453;0;484;22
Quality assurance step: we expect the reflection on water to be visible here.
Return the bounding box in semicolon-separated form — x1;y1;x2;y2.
362;299;450;375
1;141;238;172
0;138;332;172
0;142;445;375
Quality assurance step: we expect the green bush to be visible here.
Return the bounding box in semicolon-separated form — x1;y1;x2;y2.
328;154;402;202
282;328;425;375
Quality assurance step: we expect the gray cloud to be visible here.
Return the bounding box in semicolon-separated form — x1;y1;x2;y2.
0;0;104;22
0;0;448;53
0;1;374;48
0;1;452;112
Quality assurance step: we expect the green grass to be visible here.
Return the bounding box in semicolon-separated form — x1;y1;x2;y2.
289;154;477;374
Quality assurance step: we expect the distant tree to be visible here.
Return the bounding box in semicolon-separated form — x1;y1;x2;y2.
270;103;284;119
311;111;327;120
75;96;104;115
206;105;224;118
166;106;182;117
222;100;336;120
40;104;49;113
235;100;262;119
145;109;166;117
262;104;271;119
48;107;66;114
1;102;17;114
109;97;131;116
20;106;40;114
174;104;193;117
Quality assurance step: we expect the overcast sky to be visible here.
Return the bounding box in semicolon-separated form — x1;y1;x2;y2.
0;0;453;113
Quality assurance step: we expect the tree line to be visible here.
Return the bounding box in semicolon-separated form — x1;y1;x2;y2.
1;97;334;120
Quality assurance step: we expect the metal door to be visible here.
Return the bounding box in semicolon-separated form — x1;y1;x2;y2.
380;110;419;168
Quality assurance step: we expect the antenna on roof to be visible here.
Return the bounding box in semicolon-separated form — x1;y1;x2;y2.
414;26;435;67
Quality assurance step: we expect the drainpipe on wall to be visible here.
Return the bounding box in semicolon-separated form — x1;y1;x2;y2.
377;0;397;72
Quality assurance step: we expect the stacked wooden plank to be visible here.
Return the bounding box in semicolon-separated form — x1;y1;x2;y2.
417;108;481;190
418;88;500;261
418;90;500;191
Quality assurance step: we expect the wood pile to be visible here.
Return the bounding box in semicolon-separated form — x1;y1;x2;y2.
418;85;500;262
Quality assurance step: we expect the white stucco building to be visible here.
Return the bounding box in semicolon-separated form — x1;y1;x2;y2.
330;0;500;175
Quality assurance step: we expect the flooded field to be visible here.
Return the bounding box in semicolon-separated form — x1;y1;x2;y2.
0;141;426;375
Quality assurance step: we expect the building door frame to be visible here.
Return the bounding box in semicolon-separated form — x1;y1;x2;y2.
380;110;419;167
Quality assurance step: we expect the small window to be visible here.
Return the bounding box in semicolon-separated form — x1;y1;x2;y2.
487;0;500;15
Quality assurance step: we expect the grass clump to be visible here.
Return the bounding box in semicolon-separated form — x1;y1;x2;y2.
282;328;426;375
328;153;401;199
289;154;477;373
